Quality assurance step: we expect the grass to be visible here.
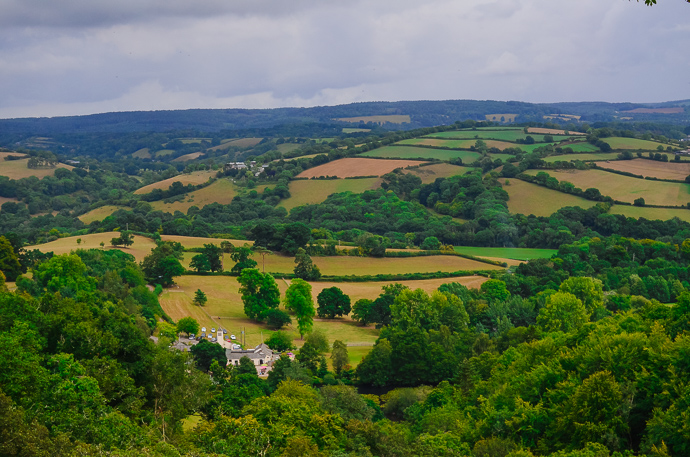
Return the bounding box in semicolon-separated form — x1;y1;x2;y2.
597;158;690;180
160;235;251;248
556;142;601;152
527;127;586;136
0;154;73;180
543;152;621;162
334;115;411;124
134;170;217;195
276;143;302;154
609;205;690;222
155;149;175;157
78;205;126;223
297;158;427;179
604;137;669;150
361;145;483;162
405;163;472;183
25;232;158;263
342;128;371;133
429;130;559;142
500;178;598;216
279;178;381;211
159;274;489;348
525;169;690;207
454;246;557;261
173;152;206;162
132;148;151;159
150;178;238;213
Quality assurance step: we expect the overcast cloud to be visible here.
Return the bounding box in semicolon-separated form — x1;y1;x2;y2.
0;0;688;119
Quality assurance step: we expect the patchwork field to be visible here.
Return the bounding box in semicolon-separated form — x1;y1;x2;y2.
134;170;217;195
500;178;598;216
150;178;238;213
555;142;603;153
609;205;690;222
334;115;411;124
279;178;381;211
604;137;668;150
361;145;483;162
454;246;557;261
0;154;73;179
159;274;488;348
429;130;557;142
527;127;586;136
173;152;206;162
543;152;621;163
78;205;126;223
399;138;519;150
296;158;426;179
405;163;471;183
526;169;690;207
596;158;690;180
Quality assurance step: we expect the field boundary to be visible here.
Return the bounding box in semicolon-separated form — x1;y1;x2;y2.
182;269;497;282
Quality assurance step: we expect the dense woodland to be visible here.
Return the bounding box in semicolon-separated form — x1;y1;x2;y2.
3;115;690;455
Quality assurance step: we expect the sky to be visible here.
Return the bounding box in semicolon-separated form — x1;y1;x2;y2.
0;0;688;119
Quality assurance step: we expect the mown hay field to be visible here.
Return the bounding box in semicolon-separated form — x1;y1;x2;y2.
334;115;411;124
279;178;381;211
26;232;158;262
597;158;690;180
527;127;586;136
604;137;668;150
296;158;426;179
0;154;73;180
149;178;237;213
543;152;621;162
361;146;482;162
525;169;690;207
500;178;598;216
78;205;126;223
454;246;558;261
172;152;206;162
134;170;217;195
132;148;151;159
609;205;690;222
276;143;301;153
159;274;488;348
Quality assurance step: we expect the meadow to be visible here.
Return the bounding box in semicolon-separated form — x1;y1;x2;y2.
0;153;73;180
279;178;381;211
527;127;585;136
172;152;206;162
78;205;126;223
296;158;426;179
556;142;601;152
149;178;238;213
25;232;158;262
428;130;556;142
361;145;483;162
398;138;518;150
597;158;690;180
604;137;668;150
405;163;471;183
525;169;690;207
609;205;690;222
543;152;621;162
500;178;598;216
454;246;557;261
132;148;151;159
134;170;217;194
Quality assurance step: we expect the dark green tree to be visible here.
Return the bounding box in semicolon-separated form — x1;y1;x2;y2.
316;287;351;318
293;248;321;280
330;340;349;376
265;331;295;352
237;269;280;321
193;289;207;306
190;340;226;372
0;236;22;282
141;242;185;287
230;245;257;275
265;309;292;329
176;317;200;336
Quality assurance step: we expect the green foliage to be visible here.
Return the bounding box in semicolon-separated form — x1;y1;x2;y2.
537;291;590;332
176;316;199;336
193;289;207;306
190;339;227;372
293;247;321;280
265;331;295;352
316;286;351;318
237;269;280;321
265;308;292;329
0;236;22;281
230;245;257;275
141;241;185;287
330;340;349;375
284;278;315;338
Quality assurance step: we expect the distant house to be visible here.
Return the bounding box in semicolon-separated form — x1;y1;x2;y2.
226;343;274;367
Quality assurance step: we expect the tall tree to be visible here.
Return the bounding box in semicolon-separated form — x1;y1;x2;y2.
317;287;351;318
176;317;200;336
141;242;185;287
237;269;280;321
330;340;349;376
293;248;321;280
284;278;315;339
230;245;257;275
190;340;226;372
0;236;22;281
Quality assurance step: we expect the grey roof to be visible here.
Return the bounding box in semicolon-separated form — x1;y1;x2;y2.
226;343;273;360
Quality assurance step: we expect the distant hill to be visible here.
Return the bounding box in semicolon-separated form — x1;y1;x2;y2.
0;99;687;135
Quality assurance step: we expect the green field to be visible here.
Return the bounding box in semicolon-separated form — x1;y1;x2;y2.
604;137;669;150
544;152;621;162
361;145;483;162
279;178;381;211
26;232;159;263
556;142;601;152
150;178;239;213
132;148;151;159
342;128;371;133
78;205;126;223
454;246;557;260
501;178;598;216
609;205;690;222
526;169;690;207
405;163;472;183
276;143;302;154
429;130;557;142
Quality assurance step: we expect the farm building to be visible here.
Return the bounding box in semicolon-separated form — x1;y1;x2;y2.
226;343;274;367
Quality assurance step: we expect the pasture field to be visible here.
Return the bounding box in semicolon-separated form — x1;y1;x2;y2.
525;169;690;207
527;127;586;136
485;114;517;122
276;143;301;153
361;145;483;162
0;154;73;180
296;158;426;179
26;232;158;262
207;137;263;152
154;149;175;157
160;235;251;248
334;115;411;124
500;178;598;216
279;178;381;211
543;152;620;162
399;138;519;150
134;170;217;195
597;158;690;180
159;274;488;348
0;196;20;207
429;130;556;142
556;142;602;153
454;246;557;261
405;163;472;183
132;148;151;159
609;205;690;222
342;128;371;133
280;153;321;162
177;138;211;144
150;178;238;213
78;205;126;223
172;152;205;162
604;137;668;150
